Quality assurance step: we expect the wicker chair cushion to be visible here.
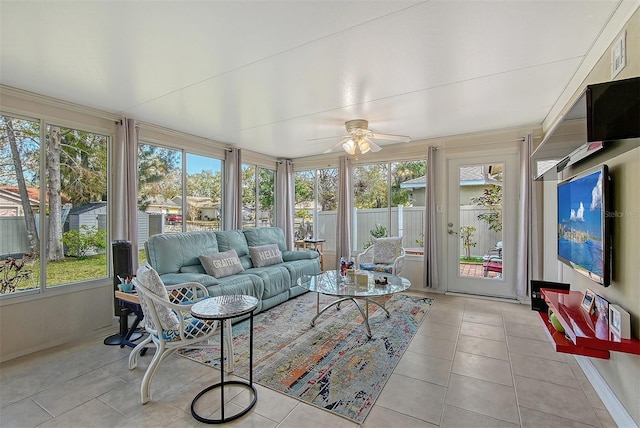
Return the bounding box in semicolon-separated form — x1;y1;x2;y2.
160;317;215;342
359;262;394;274
137;263;180;331
373;236;403;264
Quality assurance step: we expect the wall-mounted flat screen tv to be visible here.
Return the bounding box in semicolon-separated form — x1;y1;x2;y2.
557;165;611;286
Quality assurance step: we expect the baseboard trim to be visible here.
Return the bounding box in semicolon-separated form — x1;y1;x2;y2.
575;355;638;428
445;291;521;304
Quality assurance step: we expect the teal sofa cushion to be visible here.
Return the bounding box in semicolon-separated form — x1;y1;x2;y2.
282;250;319;261
215;230;252;269
242;265;291;299
243;227;287;252
145;232;219;276
180;265;206;274
159;272;218;287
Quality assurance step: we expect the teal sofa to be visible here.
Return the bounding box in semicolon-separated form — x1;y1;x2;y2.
144;227;321;314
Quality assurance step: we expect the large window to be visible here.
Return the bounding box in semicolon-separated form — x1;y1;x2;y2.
294;167;338;251
242;164;275;228
1;115;109;294
352;160;425;251
137;143;223;264
186;153;222;231
137;143;183;246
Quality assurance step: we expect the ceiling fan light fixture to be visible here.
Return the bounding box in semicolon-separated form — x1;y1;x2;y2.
342;138;356;155
358;139;371;154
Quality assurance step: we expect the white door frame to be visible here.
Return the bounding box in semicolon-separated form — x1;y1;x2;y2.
445;150;519;299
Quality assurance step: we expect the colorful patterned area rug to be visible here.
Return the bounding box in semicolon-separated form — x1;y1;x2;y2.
178;292;433;424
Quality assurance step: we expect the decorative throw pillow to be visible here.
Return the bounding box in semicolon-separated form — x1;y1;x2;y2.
199;249;244;278
373;236;403;264
249;244;283;268
136;263;180;331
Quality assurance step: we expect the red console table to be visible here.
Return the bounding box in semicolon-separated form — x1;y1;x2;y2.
538;289;640;360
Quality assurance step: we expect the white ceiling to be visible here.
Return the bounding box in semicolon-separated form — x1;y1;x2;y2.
0;1;631;158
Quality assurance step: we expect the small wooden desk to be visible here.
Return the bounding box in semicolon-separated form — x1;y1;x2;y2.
295;239;325;270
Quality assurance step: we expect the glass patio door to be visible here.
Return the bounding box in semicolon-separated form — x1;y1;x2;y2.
446;153;518;299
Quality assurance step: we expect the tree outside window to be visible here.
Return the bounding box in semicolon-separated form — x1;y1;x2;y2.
0;115;109;293
294;168;337;251
241;164;275;229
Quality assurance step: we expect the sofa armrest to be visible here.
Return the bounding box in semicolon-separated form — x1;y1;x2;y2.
282;250;319;262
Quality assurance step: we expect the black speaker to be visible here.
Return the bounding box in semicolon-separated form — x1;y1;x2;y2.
104;240;137;346
112;240;133;316
531;280;570;312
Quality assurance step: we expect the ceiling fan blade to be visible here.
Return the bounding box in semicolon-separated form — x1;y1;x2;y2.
322;140;344;154
308;134;348;142
371;133;411;143
369;139;382;152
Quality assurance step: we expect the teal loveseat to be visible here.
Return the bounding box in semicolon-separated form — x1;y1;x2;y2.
144;227;321;314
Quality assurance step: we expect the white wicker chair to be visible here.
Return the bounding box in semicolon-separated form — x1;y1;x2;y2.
356;237;406;276
129;263;233;404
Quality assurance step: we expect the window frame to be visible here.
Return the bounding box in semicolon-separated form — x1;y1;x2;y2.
0;108;116;303
351;158;426;252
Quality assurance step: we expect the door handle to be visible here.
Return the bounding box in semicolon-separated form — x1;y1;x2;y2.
448;229;458;236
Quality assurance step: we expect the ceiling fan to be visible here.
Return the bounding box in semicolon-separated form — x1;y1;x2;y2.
316;119;411;155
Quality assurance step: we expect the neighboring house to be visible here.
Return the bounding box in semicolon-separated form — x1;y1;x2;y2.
0;187;42;216
400;165;503;206
144;196;181;216
172;196;220;221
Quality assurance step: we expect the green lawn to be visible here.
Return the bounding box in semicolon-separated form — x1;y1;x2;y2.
8;250;147;292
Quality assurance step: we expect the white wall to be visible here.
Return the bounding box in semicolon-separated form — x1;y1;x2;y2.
541;9;640;425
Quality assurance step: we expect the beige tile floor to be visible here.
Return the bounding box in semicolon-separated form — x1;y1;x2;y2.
0;292;618;427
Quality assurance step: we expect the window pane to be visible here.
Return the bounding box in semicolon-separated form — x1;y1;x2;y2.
0;115;40;294
137;143;182;265
317;168;337;251
353;163;389;250
459;164;503;279
257;167;274;227
186;153;222;232
242;164;256;228
294;170;315;239
294;168;338;251
46;125;109;287
391;161;426;250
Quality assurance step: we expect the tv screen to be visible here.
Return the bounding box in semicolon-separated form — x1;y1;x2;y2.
557;165;611;286
587;77;640;142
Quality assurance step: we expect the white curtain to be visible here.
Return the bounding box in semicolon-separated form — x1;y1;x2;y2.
224;148;243;230
423;146;439;289
276;159;295;250
516;135;532;297
113;118;139;271
335;155;352;266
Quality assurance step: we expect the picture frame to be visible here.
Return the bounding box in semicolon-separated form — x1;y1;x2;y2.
594;294;609;322
581;289;596;313
609;304;631;339
593;293;610;338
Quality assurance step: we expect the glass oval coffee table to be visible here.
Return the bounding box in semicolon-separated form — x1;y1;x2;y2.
298;270;411;339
